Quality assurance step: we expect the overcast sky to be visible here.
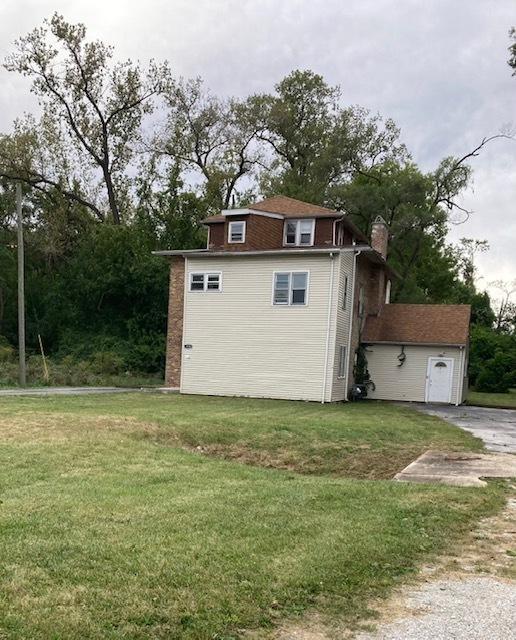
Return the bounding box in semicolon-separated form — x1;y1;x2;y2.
1;0;515;295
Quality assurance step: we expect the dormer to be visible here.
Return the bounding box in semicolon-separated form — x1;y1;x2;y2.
202;195;369;252
283;218;315;246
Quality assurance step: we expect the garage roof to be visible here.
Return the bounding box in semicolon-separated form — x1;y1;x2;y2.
362;304;471;346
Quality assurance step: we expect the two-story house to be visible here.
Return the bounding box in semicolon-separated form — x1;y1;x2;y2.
155;195;470;404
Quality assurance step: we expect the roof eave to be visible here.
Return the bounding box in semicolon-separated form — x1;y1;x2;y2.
362;340;468;347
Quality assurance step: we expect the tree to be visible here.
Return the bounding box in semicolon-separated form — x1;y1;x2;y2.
454;238;489;288
330;160;474;301
509;27;516;72
250;70;408;203
157;78;264;211
490;280;516;333
3;13;168;224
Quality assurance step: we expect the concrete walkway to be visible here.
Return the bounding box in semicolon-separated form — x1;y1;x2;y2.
395;450;516;486
0;386;140;397
413;404;516;453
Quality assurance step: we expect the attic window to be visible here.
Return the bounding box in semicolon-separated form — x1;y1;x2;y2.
284;219;315;246
228;221;246;243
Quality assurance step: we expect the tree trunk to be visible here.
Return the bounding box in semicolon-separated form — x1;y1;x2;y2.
104;169;121;225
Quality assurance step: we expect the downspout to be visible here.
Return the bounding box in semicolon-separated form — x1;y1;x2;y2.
321;252;336;403
344;249;362;400
455;345;465;406
332;217;341;245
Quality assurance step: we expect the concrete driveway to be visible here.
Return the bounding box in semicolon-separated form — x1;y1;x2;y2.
413;404;516;454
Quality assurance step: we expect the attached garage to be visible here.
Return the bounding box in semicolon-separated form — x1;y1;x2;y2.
362;304;471;405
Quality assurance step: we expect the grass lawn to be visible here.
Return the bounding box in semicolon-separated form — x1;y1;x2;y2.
0;394;507;639
467;388;516;409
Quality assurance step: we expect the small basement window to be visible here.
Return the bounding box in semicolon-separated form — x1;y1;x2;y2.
189;272;222;292
228;221;246;243
283;219;315;246
273;272;308;306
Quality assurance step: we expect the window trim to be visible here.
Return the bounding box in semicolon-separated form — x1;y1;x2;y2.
283;219;315;247
188;271;223;292
271;270;310;306
338;345;347;379
228;220;246;244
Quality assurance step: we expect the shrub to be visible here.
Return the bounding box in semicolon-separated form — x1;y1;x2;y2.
475;351;516;393
89;351;125;375
0;342;15;363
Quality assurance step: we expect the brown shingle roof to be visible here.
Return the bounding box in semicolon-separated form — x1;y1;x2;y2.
362;304;471;345
202;195;340;224
251;195;339;218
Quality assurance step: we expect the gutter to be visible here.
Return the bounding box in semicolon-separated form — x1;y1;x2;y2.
344;249;362;400
321;252;336;403
153;248;341;258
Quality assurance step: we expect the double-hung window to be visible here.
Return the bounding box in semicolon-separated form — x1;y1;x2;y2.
273;272;308;306
228;220;246;243
189;272;222;292
284;219;315;246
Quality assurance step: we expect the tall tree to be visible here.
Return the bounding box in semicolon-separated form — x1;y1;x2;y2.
157;78;264;211
250;70;407;203
3;13;168;223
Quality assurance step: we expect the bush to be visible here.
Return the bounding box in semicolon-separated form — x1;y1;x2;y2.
0;340;15;363
89;351;125;375
475;351;516;393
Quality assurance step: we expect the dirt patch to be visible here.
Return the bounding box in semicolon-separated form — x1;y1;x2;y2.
0;412;159;444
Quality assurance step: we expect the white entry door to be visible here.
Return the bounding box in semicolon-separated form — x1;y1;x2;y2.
426;357;454;403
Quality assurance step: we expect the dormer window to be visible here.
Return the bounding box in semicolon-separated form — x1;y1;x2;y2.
228;221;246;243
284;219;315;246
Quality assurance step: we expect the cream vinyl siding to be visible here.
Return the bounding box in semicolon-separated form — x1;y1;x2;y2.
181;254;337;401
365;344;464;403
330;253;354;401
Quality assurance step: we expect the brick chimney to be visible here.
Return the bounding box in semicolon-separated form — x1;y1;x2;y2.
370;215;389;259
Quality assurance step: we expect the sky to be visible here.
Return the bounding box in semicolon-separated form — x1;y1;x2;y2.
0;0;515;296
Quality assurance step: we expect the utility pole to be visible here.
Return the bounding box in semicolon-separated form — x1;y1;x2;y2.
16;183;26;386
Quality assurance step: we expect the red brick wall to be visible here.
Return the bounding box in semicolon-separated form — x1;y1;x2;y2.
314;218;334;246
207;215;337;250
164;256;185;387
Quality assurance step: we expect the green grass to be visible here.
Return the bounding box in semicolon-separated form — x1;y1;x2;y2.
0;394;506;639
467;389;516;409
0;394;485;480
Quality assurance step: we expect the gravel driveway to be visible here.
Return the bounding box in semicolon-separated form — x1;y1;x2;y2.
355;576;516;640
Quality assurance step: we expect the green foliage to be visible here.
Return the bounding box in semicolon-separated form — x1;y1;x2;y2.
469;325;516;392
476;352;516;393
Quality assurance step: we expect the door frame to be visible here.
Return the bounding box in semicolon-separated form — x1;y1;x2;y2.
425;356;454;404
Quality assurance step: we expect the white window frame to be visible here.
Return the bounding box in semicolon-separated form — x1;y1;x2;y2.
272;271;310;306
188;271;223;292
338;345;347;378
228;220;246;244
283;219;315;246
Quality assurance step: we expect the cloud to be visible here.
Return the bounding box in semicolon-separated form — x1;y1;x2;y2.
0;0;514;286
